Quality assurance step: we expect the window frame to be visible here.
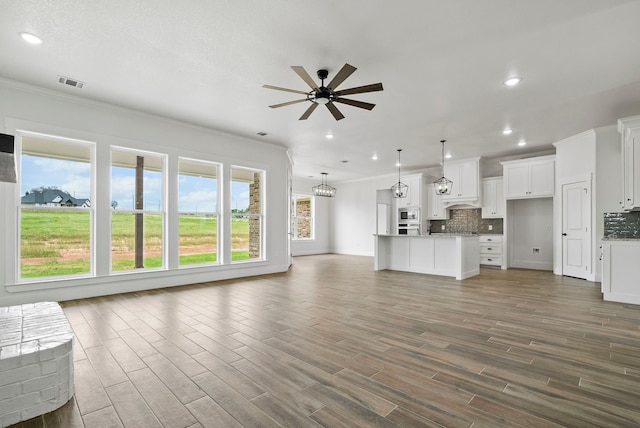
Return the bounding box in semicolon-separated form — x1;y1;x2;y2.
230;166;265;263
15;131;96;282
291;193;315;240
110;146;168;274
177;157;221;267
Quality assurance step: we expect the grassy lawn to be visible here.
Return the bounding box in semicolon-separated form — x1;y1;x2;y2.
20;210;256;278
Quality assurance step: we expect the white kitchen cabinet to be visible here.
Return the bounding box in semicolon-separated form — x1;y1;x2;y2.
442;157;481;205
425;183;449;219
602;239;640;304
479;235;503;267
501;155;555;199
395;173;423;208
481;177;505;218
618;116;640;211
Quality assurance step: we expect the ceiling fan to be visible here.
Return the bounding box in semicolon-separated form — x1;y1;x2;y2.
263;63;383;121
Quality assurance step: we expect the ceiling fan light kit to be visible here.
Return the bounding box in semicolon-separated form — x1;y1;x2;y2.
391;149;408;198
312;172;336;197
264;63;383;121
434;140;453;195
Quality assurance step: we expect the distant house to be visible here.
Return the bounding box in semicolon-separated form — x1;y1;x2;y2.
21;189;90;208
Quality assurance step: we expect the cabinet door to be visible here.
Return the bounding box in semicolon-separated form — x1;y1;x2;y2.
442;163;462;200
425;184;448;219
494;178;505;217
398;174;421;207
460;160;479;199
528;159;555;197
481;179;495;217
504;164;529;198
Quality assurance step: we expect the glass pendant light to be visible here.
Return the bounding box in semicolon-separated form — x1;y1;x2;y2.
391;149;408;198
312;172;336;197
434;139;453;195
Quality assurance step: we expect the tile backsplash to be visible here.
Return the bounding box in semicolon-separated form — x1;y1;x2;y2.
430;208;503;234
603;211;640;238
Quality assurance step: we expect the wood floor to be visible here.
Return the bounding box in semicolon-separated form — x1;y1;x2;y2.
11;254;640;427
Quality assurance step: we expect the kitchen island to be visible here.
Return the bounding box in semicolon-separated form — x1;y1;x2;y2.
374;234;480;280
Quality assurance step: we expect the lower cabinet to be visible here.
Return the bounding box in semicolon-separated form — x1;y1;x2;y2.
602;239;640;304
479;235;503;267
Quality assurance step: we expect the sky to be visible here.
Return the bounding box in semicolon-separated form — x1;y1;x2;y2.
20;155;250;212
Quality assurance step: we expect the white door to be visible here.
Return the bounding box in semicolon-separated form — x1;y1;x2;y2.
562;180;591;279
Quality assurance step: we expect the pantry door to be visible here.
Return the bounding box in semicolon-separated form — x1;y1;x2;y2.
562;179;591;279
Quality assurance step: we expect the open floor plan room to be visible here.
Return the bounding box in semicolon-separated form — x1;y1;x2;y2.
10;254;640;427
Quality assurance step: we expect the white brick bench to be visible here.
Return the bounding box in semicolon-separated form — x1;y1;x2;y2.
0;302;74;427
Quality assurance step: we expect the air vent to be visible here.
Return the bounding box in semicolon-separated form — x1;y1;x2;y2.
256;132;268;136
58;76;85;89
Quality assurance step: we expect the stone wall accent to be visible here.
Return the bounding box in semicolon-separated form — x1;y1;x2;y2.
0;302;74;427
249;172;261;258
604;211;640;238
430;208;503;234
293;197;311;238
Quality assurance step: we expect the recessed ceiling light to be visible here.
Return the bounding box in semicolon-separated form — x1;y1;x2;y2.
518;140;527;146
371;154;378;160
502;128;513;135
326;133;334;139
504;77;522;86
19;32;42;45
445;153;452;159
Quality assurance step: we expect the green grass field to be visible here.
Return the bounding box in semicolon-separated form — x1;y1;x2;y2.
20;210;255;278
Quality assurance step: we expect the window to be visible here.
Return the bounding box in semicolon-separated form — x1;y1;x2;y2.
19;134;94;279
178;159;220;265
231;167;264;261
111;148;165;271
291;194;314;239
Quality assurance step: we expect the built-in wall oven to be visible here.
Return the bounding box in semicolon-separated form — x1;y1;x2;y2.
398;223;420;235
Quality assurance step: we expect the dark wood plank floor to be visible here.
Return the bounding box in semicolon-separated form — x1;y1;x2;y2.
11;254;640;427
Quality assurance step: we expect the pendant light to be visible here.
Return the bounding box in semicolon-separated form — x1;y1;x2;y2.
391;149;408;198
312;172;336;197
434;139;453;195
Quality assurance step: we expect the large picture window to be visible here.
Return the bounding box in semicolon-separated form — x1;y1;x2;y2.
178;159;220;265
291;194;314;240
231;167;264;261
111;148;165;271
19;135;94;279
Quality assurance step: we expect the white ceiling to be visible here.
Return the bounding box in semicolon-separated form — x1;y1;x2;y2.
2;0;640;182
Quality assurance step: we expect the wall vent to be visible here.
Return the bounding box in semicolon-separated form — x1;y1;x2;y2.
58;76;85;89
256;132;268;136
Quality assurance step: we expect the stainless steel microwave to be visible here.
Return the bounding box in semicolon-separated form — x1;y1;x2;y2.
399;208;419;221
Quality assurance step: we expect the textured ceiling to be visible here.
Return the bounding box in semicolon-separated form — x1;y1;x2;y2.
1;0;640;181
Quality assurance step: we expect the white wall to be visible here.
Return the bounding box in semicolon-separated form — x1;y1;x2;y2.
508;198;554;270
291;178;331;256
331;174;398;256
553;126;620;281
0;79;291;305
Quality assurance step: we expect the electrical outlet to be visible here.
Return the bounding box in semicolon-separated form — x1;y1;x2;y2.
532;247;540;255
441;225;445;230
488;225;493;231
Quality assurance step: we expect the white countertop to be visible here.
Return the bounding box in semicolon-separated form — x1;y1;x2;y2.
374;233;480;238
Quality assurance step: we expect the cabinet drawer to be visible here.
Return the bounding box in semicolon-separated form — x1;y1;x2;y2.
480;255;503;266
480;244;502;254
479;235;502;243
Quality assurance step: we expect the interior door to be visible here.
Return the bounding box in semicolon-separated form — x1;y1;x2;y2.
562;179;591;279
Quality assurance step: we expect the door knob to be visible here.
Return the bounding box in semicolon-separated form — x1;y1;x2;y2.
562;233;567;236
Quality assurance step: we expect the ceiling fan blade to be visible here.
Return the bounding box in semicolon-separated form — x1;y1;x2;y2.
291;66;318;90
334;82;384;96
333;98;376;111
269;99;309;108
326;102;345;121
299;102;319;120
326;63;357;90
263;84;309;95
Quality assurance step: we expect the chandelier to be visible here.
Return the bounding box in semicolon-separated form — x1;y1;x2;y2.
391;149;408;198
312;172;336;197
434;139;453;195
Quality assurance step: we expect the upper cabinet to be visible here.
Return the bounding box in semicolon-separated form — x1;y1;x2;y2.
442;157;481;205
501;155;555;199
395;173;423;208
618;116;640;211
481;177;505;218
425;183;449;219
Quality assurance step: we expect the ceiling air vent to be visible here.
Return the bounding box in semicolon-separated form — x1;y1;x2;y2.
256;132;268;136
58;76;85;89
